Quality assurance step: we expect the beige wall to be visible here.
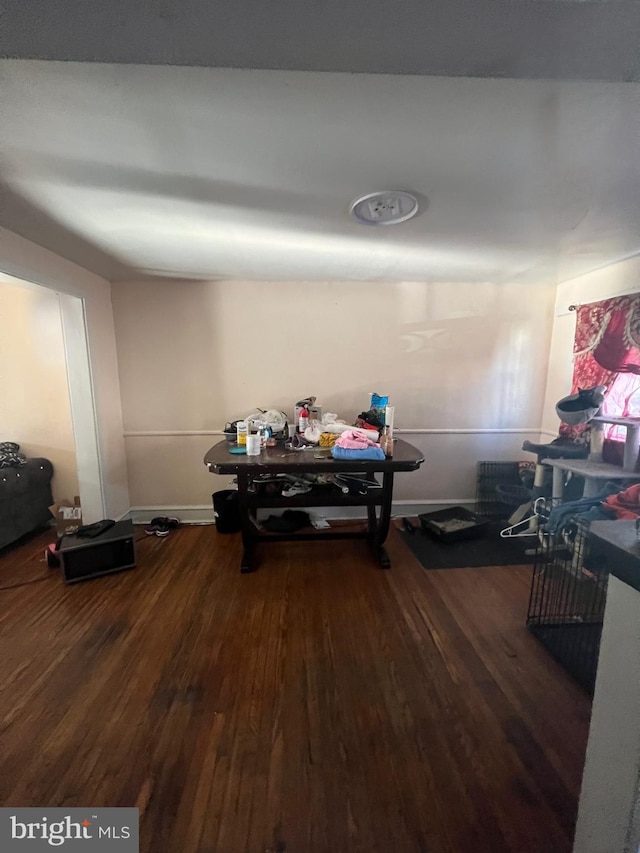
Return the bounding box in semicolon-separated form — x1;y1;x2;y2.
0;279;78;501
573;574;640;853
0;227;130;522
542;257;640;435
112;278;556;515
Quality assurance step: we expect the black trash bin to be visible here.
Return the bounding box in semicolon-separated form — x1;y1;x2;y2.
212;489;240;533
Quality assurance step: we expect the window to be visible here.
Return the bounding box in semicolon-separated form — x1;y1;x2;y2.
599;372;640;441
562;295;640;462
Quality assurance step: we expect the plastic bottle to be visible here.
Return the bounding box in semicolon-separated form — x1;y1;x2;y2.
381;425;394;457
298;405;310;432
236;421;248;446
259;424;268;449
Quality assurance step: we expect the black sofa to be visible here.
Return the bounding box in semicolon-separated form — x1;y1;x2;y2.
0;457;54;550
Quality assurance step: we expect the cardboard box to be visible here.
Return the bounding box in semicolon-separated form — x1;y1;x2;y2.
49;497;83;536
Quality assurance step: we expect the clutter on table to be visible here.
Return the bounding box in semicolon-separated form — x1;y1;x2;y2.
223;392;396;457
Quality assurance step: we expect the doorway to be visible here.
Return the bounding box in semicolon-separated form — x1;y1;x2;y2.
0;273;104;520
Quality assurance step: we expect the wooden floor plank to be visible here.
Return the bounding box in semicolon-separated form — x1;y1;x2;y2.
0;525;591;852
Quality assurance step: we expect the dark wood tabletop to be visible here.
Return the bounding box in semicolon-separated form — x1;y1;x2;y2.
204;437;424;475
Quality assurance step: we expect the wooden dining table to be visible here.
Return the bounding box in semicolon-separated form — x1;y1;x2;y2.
204;438;425;572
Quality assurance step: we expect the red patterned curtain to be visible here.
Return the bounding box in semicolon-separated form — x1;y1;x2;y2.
560;294;640;454
573;294;640;377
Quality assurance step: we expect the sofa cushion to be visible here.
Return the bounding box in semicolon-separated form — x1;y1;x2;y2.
0;458;53;499
0;457;54;549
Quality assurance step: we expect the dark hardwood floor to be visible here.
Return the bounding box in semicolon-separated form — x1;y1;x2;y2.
0;523;591;853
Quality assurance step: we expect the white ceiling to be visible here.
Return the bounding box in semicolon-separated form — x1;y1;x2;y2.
0;0;640;281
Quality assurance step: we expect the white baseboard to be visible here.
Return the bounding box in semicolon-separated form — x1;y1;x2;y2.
129;505;216;525
128;498;476;526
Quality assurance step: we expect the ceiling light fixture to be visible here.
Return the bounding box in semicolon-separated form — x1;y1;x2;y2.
350;190;420;226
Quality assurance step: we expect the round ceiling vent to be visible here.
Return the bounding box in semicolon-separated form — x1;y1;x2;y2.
350;190;420;226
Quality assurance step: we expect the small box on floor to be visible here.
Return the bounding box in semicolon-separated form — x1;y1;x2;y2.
49;496;83;535
59;519;136;583
418;507;490;543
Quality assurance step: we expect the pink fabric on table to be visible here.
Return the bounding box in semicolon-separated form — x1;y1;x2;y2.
335;429;381;450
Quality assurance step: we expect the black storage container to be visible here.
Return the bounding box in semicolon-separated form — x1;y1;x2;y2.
418;506;491;543
59;519;136;583
212;490;240;533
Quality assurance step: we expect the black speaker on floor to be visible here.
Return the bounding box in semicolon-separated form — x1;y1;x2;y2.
59;519;136;583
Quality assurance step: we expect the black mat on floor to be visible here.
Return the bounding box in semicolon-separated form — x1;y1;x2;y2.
399;521;535;570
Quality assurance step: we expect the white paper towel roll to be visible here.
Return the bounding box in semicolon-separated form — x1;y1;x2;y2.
385;406;395;431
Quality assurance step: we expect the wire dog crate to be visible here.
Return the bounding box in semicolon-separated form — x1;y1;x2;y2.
476;461;533;520
527;511;608;694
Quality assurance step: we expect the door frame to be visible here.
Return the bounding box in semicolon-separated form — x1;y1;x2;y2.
0;273;105;521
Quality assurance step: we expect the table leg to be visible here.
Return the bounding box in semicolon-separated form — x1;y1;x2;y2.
372;545;391;569
236;474;256;573
240;548;255;574
368;472;393;568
